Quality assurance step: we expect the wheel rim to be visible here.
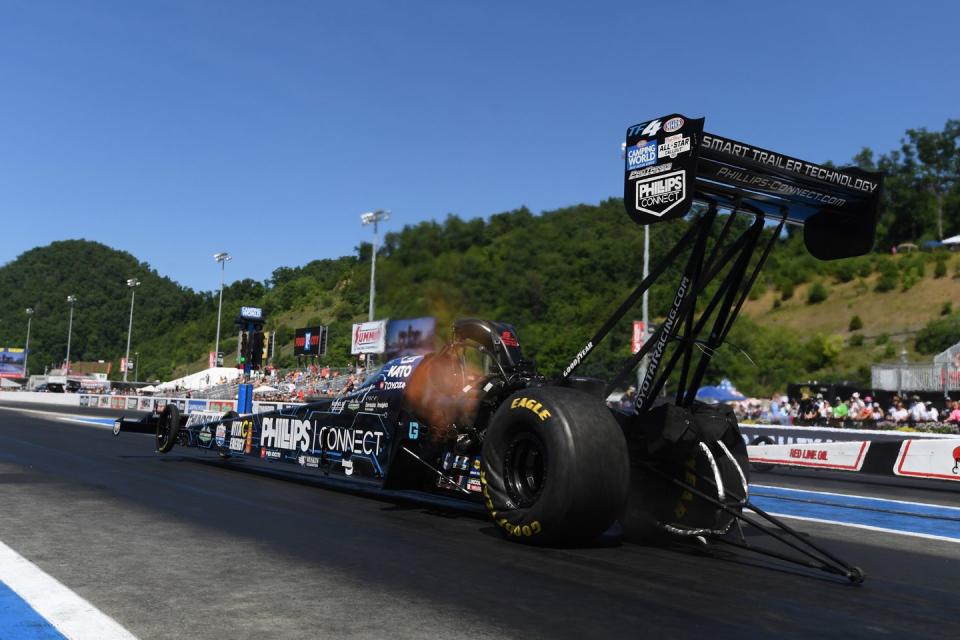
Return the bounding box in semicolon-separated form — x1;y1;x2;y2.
157;416;169;447
503;432;547;508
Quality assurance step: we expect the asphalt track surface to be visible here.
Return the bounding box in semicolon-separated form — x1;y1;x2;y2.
1;404;958;639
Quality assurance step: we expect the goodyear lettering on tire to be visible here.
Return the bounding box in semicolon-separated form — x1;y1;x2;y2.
481;469;541;537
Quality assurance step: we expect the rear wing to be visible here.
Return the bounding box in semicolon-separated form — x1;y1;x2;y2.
623;114;883;259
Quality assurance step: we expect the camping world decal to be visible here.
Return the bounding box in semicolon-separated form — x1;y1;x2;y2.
626;139;657;170
635;170;685;217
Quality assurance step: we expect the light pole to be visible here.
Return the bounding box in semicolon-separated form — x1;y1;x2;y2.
361;210;390;321
65;295;77;373
24;308;34;377
134;351;139;382
213;252;232;367
123;279;140;382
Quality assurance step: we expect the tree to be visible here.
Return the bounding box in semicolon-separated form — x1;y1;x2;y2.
901;122;960;240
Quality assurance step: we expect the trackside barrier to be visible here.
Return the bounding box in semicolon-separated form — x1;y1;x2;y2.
4;392;957;483
742;424;960;482
0;391;304;416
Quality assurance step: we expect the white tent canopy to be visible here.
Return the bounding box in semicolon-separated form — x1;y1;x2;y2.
942;234;960;245
156;367;242;392
0;378;22;388
253;385;278;394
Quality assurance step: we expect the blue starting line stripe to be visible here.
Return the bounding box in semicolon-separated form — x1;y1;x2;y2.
60;417;118;427
749;484;960;542
0;581;66;639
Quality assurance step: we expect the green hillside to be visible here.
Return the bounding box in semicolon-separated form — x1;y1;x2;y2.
0;120;957;394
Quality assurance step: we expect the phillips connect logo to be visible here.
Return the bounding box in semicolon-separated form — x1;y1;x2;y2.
635;170;685;218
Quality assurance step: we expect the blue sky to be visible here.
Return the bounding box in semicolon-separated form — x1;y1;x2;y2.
1;1;957;291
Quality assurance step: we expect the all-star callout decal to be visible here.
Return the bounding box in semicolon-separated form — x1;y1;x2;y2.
623;114;704;225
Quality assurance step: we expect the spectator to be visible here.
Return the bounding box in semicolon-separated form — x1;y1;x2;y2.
949;401;960;424
830;397;849;425
909;396;928;424
890;400;909;424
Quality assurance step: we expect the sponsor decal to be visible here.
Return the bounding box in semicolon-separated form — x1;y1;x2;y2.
657;134;691;159
893;439;960;481
663;116;684;133
408;421;419;440
215;424;226;447
747;441;870;471
184;411;222;428
342;459;354;476
628;162;673;180
562;340;593;378
637;275;690;409
626;139;658;170
260;416;385;456
700;134;880;194
510;397;552;421
198;426;213;445
380;380;406;391
628;119;662;138
229;418;253;453
297;455;320;468
635;170;685;218
263;449;282;460
386;364;413;378
715;166;848;206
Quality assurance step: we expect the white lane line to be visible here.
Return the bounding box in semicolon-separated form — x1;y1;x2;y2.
764;511;960;545
0;540;138;639
0;407;118;430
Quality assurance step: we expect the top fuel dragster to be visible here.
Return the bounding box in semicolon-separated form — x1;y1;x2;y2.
116;113;882;582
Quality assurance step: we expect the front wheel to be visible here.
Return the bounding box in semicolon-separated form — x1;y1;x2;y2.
156;404;181;453
481;386;629;545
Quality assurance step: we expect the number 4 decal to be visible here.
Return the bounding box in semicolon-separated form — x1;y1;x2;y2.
641;119;661;137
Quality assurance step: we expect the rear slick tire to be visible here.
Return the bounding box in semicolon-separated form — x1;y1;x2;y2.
481;386;629;546
156;404;181;453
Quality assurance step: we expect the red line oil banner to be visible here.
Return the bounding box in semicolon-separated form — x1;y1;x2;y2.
748;440;871;472
385;317;436;360
294;326;327;357
351;320;387;355
0;348;26;378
